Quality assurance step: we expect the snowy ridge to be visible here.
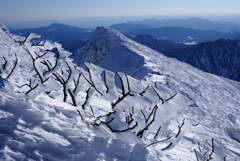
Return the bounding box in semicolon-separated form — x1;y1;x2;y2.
0;25;240;161
75;26;240;160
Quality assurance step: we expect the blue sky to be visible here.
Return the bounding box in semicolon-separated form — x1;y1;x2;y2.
1;0;240;22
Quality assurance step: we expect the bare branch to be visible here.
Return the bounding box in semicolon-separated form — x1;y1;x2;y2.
146;105;158;123
31;40;46;46
139;85;149;96
194;149;200;161
165;93;177;103
224;155;227;161
53;62;72;102
42;51;59;76
137;105;158;138
103;70;109;93
82;87;91;110
35;51;48;59
77;109;83;120
195;138;215;161
6;53;18;79
140;110;147;123
193;123;200;126
206;138;214;161
92;111;116;125
132;105;135;114
126;113;134;126
81;64;103;96
26;49;49;83
161;142;173;151
41;60;51;71
125;74;131;94
15;33;30;45
68;89;77;106
73;72;82;93
175;118;185;138
89;106;95;117
116;72;125;95
152;87;164;104
147;136;172;147
22;78;39;94
99;117;116;132
111;91;133;109
154;125;161;139
2;56;7;70
112;121;138;133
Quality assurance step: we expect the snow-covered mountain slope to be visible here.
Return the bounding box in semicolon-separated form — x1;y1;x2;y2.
0;25;152;160
74;26;148;77
74;26;240;160
1;25;240;161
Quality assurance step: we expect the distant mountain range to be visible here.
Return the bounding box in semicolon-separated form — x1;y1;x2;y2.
11;23;91;52
111;18;240;43
110;23;153;32
125;27;230;43
11;18;240;53
138;17;240;32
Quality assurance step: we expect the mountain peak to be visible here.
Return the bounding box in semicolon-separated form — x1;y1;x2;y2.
47;23;83;32
95;26;123;38
96;25;111;31
74;26;150;76
48;23;68;28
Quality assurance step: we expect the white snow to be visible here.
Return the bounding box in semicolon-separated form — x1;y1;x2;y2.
0;25;239;161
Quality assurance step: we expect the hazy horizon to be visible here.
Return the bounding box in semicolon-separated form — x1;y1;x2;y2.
1;0;240;22
1;0;240;29
3;14;240;30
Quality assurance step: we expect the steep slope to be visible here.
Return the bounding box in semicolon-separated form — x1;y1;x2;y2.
166;38;240;81
1;25;240;161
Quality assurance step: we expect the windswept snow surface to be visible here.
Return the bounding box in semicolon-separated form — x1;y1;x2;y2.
0;24;240;161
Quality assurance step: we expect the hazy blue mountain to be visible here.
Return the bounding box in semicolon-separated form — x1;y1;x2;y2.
131;34;187;53
139;17;240;32
125;27;226;43
110;22;153;32
227;29;240;40
11;23;92;41
11;23;91;52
